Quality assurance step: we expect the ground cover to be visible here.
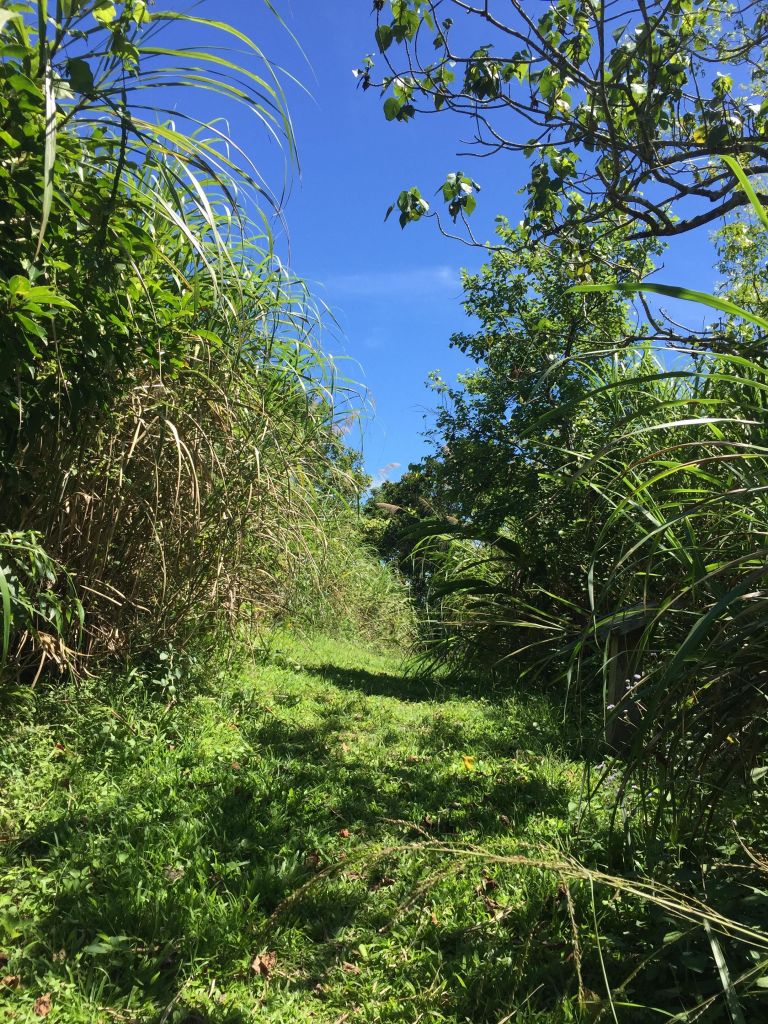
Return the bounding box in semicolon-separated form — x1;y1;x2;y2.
3;636;764;1023
2;635;603;1023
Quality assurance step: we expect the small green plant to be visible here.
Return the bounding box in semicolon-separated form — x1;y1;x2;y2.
0;531;83;682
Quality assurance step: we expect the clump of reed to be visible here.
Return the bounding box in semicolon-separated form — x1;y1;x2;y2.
0;1;357;680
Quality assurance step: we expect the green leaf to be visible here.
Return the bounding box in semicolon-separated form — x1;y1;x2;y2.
67;58;94;94
572;282;768;332
722;155;768;232
92;2;117;25
0;9;21;33
35;59;57;260
133;0;151;24
705;920;747;1024
0;566;11;665
375;23;393;52
706;123;730;149
0;129;20;150
24;286;77;308
383;96;401;121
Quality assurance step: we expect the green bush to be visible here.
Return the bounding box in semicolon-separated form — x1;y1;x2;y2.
0;2;353;676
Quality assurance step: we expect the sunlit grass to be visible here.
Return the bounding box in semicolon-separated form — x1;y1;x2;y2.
1;636;592;1024
3;636;766;1023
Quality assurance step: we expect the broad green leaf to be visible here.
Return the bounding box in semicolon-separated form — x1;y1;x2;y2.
67;57;94;94
92;2;116;25
383;96;401;121
375;23;393;52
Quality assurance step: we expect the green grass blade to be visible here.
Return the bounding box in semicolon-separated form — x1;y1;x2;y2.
723;155;768;232
705;920;747;1024
572;282;768;332
0;563;12;666
35;53;56;259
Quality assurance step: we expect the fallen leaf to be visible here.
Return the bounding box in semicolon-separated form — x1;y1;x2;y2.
475;876;499;896
370;875;395;891
304;850;321;870
484;896;505;920
230;761;241;771
34;993;52;1017
0;975;20;990
462;755;475;771
498;813;511;827
341;961;360;975
163;865;185;883
250;951;277;978
340;742;350;753
338;828;351;839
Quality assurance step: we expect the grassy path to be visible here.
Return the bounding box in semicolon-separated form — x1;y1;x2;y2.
2;636;594;1024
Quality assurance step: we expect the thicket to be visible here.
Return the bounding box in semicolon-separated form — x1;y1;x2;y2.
364;0;768;834
0;0;405;683
362;3;768;1012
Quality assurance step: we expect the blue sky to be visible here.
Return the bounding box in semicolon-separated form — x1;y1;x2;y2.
171;0;715;483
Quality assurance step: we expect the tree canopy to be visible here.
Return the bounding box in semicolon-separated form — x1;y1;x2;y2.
360;0;768;245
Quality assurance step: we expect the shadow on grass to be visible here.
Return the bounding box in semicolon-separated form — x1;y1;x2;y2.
302;661;599;767
4;649;611;1023
301;661;506;703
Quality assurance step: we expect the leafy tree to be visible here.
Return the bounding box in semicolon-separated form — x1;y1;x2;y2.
364;224;672;671
360;0;768;243
425;223;658;533
363;457;450;605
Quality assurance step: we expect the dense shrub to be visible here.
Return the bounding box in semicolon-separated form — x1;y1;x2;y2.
0;1;357;679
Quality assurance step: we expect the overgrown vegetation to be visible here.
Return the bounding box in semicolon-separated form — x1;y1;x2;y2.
4;0;768;1020
3;635;767;1023
0;0;391;680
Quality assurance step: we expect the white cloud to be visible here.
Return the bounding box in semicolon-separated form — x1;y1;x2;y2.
323;265;460;299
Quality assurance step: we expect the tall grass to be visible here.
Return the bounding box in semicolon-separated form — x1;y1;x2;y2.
284;509;418;649
0;2;357;679
418;348;768;835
